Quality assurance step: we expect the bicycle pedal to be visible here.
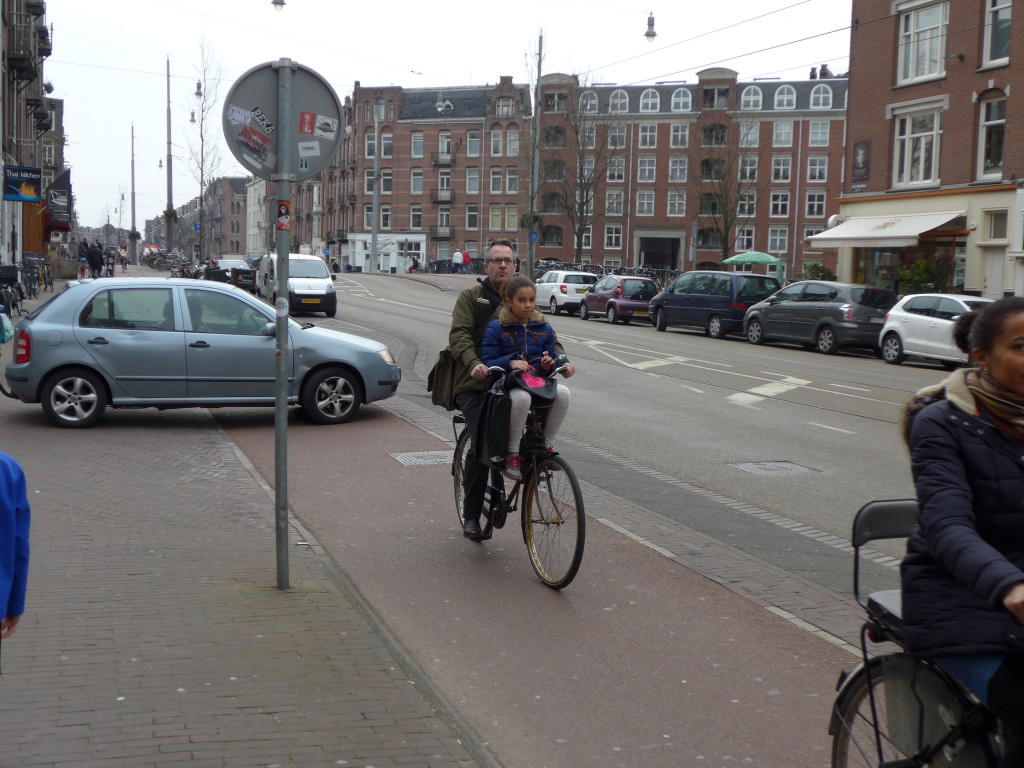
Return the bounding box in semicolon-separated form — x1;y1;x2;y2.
491;508;508;529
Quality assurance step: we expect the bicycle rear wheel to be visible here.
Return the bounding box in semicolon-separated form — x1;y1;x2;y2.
522;455;585;589
452;428;493;537
830;655;1000;768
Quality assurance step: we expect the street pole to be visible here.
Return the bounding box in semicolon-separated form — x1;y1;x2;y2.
272;58;295;591
527;31;542;279
370;106;379;273
166;58;174;253
130;125;137;265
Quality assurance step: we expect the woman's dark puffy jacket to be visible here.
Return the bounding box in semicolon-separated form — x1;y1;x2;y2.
901;370;1024;657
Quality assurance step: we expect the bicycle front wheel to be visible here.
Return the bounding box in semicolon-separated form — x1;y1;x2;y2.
522;455;585;589
830;655;999;768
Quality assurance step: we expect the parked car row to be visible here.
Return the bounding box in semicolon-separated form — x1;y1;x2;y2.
541;268;991;369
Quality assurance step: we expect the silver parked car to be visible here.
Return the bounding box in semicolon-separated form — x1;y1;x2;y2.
4;278;401;428
879;293;993;368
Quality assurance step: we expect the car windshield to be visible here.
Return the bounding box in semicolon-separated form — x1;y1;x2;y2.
564;274;598;285
290;260;330;278
850;287;898;309
737;277;780;301
621;279;657;300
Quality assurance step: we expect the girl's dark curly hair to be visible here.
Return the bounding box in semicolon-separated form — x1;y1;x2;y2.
952;296;1024;354
503;275;535;300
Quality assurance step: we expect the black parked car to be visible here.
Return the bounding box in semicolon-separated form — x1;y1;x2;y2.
650;270;780;339
743;280;898;355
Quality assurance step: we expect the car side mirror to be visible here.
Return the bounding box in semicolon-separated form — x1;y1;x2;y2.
587;286;594;293
766;296;777;304
262;323;276;337
330;274;337;282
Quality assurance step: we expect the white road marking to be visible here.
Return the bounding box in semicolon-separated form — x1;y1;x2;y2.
680;384;704;394
827;383;871;392
808;422;855;434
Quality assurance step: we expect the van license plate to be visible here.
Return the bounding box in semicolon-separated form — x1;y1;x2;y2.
302;299;321;305
634;311;648;317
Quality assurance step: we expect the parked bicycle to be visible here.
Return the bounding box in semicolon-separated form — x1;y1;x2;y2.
451;359;585;589
828;499;1006;767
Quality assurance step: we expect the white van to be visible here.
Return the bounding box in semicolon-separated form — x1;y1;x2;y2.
257;252;337;317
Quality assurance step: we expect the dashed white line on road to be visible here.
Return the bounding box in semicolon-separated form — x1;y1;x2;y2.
808;422;856;434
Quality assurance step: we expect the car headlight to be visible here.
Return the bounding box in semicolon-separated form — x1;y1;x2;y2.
377;348;395;365
326;283;336;293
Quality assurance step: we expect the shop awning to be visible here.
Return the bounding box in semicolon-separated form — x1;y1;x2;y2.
806;211;965;249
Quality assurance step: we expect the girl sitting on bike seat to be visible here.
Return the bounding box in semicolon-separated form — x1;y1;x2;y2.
480;276;572;482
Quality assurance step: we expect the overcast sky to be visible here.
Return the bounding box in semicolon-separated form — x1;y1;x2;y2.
43;0;852;230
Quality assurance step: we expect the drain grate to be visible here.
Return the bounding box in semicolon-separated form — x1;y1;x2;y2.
729;461;817;476
391;450;454;466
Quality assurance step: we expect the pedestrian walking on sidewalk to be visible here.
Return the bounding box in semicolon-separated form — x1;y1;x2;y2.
0;451;30;642
86;242;104;279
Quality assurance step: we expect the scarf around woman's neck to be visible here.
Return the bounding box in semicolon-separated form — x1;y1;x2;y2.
965;368;1024;445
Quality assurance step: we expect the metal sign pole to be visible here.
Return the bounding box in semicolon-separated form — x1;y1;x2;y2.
273;59;294;590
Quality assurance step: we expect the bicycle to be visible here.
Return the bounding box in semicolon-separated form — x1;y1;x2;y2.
451;361;585;590
19;262;38;300
42;261;54;291
828;499;1005;767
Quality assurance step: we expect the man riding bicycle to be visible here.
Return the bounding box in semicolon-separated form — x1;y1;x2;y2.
448;239;574;541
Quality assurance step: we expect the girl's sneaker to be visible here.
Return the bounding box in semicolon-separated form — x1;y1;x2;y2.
504;454;523;481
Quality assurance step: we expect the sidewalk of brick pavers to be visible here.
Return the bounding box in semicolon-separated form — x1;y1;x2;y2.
0;276;486;768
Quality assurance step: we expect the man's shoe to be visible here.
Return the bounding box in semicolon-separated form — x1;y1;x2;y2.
462;518;484;540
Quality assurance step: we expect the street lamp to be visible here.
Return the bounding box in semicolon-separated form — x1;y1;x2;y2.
369;97;382;273
165;58;174;253
191;81;205;265
645;12;657;42
271;0;285;8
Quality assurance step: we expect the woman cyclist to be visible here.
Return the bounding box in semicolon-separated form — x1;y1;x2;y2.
901;296;1024;767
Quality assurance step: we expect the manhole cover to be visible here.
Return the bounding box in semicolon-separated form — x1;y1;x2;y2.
729;461;816;476
391;450;453;466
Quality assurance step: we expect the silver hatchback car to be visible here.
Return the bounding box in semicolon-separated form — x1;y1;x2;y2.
4;278;401;428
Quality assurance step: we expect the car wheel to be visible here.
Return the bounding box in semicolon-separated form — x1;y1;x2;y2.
654;308;667;332
549;297;560;315
580;303;589;320
325;307;337;318
301;367;363;424
746;318;765;345
707;314;726;340
880;333;905;365
41;368;108;428
607;306;619;324
816;325;839;355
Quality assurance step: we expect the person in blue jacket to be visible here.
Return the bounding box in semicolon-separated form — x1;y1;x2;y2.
901;296;1024;767
480;276;574;481
0;451;30;641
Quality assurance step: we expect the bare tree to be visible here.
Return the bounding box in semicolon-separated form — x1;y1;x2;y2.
537;76;624;264
683;110;774;262
185;38;224;263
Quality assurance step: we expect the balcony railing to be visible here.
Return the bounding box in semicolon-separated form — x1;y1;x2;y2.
429;226;453;240
430;188;454;203
431;152;454;166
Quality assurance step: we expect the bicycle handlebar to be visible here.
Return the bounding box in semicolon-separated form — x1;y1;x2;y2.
489;354;570;379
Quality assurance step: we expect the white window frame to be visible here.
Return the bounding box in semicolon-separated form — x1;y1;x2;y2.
893;109;942;187
669;156;688;183
768;226;788;253
805;191;826;218
489;204;502;230
639;124;657;148
608;125;626;148
736;226;755;251
506;167;519;194
609;90;629;113
810;84;832;109
605;224;623;249
490;131;503;157
507;129;520;157
410;169;423;194
505;204;518;232
772;155;792;182
637;157;656;182
773;121;793;147
897;1;949;85
636;191;655;216
983;0;1011;67
737;192;756;217
580;91;598;113
808;121;829;147
807;156;828;182
640;89;660;112
466;168;479;195
490;168;503;194
740;86;762;110
411;132;423;158
606;190;624;216
670;88;692;112
977;97;1006;180
770;191;790;217
410;205;423;229
739;156;758;182
670;124;688;148
607;156;625;182
739;122;759;147
774;85;796;110
667;191;686;217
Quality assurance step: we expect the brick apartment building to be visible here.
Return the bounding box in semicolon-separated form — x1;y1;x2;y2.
535;68;848;279
289;77;533;273
809;0;1020;297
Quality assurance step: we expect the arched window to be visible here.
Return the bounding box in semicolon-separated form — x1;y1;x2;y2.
670;88;692;112
373;98;385;120
579;90;598;113
740;86;762;110
774;85;796;110
640;88;660;112
810;84;832;109
609;89;629;113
